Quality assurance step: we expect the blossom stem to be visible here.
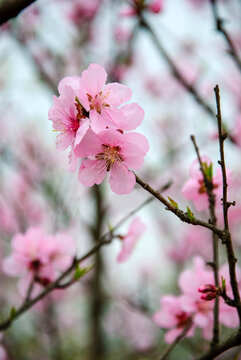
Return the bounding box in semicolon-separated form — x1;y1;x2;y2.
135;175;224;238
159;318;193;360
190;135;220;346
214;85;241;325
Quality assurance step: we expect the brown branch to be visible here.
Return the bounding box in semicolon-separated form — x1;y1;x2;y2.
197;330;241;360
135;174;224;238
210;0;241;72
0;0;37;26
190;135;220;347
214;84;241;324
139;17;215;119
159;319;193;360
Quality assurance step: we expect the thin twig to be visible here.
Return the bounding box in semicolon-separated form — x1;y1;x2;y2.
190;135;220;347
214;84;241;324
210;0;241;72
135;174;224;238
197;329;241;360
159;319;193;360
139;17;215;119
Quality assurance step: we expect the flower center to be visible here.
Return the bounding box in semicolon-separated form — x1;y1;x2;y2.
198;179;219;194
87;92;110;114
176;311;190;328
95;144;124;171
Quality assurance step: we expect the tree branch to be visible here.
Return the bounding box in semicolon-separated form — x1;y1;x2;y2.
210;0;241;72
0;0;37;26
190;135;220;347
214;84;241;324
139;17;215;119
135;174;224;238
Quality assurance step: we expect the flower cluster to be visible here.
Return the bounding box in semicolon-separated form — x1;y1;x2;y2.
3;228;76;297
153;257;240;343
49;63;148;194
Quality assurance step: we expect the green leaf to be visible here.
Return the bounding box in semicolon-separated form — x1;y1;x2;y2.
221;276;226;290
203;162;213;181
168;197;179;209
9;307;17;320
186;206;195;221
107;223;113;232
74;265;94;281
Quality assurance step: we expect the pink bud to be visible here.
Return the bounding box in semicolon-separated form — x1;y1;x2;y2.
198;284;217;293
198;284;218;301
200;292;217;301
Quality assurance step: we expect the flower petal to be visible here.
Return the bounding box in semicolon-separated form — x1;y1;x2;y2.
117;103;145;131
109;163;135;194
78;159;106;187
102;82;132;106
81;63;107;97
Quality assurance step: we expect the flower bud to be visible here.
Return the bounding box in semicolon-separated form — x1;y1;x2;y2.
198;284;218;301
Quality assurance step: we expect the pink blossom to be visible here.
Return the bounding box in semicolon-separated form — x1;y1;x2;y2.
182;156;231;211
153;295;194;343
51;64;144;138
66;63;144;132
74;128;149;194
49;84;89;171
178;257;214;339
117;217;146;262
3;228;76;296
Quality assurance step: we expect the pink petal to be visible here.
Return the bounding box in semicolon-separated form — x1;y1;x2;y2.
81;63;107;97
67;150;78;172
109;163;136;194
90;110;110;132
58;76;81;94
102;83;132;106
101;108;127;128
78;159;106;187
123;132;149;153
118;103;145;131
74;128;102;158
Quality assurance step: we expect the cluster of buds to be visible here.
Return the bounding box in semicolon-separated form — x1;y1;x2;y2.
198;284;220;301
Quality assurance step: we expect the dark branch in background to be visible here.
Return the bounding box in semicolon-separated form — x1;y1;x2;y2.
0;180;171;333
0;0;37;26
190;135;220;347
89;185;106;360
214;85;241;324
159;318;193;360
210;0;241;72
139;17;215;119
197;330;241;360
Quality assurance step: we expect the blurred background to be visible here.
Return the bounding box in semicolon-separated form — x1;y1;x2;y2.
0;0;241;359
